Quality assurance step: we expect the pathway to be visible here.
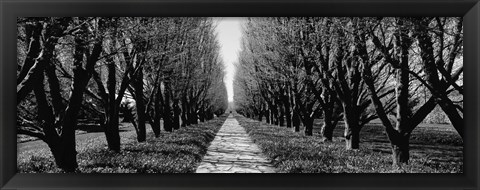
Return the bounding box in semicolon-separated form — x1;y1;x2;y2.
196;114;276;173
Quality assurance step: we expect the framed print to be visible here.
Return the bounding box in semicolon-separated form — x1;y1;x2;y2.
1;0;479;189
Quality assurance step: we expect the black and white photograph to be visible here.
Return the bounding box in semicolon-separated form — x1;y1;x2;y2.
17;17;463;173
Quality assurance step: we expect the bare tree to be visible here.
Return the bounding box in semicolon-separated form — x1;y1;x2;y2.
17;18;104;171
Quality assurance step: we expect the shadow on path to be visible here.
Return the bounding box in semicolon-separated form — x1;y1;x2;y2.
195;114;276;173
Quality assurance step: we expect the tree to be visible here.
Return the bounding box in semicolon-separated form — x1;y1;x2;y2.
17;17;228;171
361;17;463;166
412;17;464;138
17;17;104;171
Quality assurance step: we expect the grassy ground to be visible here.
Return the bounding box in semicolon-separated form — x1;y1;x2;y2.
17;115;227;173
237;115;463;173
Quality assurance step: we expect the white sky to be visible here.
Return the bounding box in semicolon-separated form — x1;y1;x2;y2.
213;17;243;102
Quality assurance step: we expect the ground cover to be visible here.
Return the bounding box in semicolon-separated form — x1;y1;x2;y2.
17;115;227;173
237;116;463;173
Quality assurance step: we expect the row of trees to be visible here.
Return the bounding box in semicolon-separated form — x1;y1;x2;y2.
235;17;463;166
17;17;228;172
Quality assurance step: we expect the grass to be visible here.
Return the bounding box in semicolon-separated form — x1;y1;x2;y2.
17;115;227;173
17;130;88;143
236;115;463;173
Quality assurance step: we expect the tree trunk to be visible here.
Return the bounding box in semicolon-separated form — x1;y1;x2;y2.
293;110;300;132
274;107;279;125
188;105;198;125
163;82;173;132
206;107;214;120
269;106;275;124
17;52;47;104
103;42;129;152
345;127;360;150
54;41;97;171
437;97;464;138
173;102;181;130
392;38;411;163
344;109;360;149
259;106;262;121
265;104;270;123
104;70;120;151
284;97;292;128
198;106;205;122
32;71;64;171
303;116;314;136
278;103;285;127
186;103;193;124
152;86;162;137
134;69;146;142
152;110;161;138
102;60;121;152
181;98;189;127
390;133;410;166
363;55;416;166
321;108;335;141
105;111;120;151
51;33;101;171
17;22;43;85
321;122;334;141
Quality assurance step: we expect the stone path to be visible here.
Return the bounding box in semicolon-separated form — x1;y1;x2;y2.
195;115;276;173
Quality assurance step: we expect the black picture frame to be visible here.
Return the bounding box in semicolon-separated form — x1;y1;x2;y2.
1;0;479;189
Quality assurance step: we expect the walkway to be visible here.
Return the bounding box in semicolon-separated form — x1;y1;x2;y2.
195;115;276;173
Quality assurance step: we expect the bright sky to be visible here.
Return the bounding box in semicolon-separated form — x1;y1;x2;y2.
213;17;243;102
